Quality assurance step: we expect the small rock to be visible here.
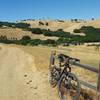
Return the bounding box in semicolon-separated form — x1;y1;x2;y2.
29;80;32;83
24;74;27;77
34;86;38;89
26;82;29;84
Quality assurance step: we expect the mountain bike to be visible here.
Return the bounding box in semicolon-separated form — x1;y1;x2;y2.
49;51;81;100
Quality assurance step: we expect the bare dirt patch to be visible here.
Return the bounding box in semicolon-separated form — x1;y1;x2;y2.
0;44;59;100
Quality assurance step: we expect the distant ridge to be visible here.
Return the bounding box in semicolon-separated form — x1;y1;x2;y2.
18;19;100;33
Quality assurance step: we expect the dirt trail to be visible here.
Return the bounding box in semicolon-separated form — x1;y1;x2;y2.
0;44;97;100
0;44;59;100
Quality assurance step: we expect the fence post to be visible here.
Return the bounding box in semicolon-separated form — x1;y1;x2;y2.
97;64;100;100
49;51;56;68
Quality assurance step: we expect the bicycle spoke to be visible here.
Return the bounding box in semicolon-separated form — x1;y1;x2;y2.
58;73;80;100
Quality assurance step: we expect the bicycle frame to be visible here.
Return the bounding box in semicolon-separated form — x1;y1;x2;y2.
49;51;81;100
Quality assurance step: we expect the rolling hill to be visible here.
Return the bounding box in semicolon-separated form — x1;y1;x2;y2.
20;19;100;33
0;19;100;43
0;27;58;40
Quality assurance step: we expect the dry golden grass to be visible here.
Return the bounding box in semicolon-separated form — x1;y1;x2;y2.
3;44;100;99
21;20;85;33
21;19;100;33
14;45;100;84
0;27;58;40
14;44;99;99
87;19;100;28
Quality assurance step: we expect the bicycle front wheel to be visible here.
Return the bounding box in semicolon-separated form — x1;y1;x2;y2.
58;72;80;100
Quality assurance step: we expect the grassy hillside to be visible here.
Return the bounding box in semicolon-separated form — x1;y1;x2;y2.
20;19;100;33
0;27;58;40
0;19;100;46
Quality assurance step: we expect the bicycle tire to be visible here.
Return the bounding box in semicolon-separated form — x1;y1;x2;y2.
57;72;80;100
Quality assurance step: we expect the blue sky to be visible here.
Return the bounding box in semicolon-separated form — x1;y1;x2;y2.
0;0;100;22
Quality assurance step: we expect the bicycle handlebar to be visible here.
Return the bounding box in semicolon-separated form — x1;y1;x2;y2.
58;54;80;62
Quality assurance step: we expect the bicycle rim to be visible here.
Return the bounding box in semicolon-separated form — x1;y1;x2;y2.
57;73;80;100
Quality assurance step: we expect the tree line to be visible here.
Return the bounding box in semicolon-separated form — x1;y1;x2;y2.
0;21;100;46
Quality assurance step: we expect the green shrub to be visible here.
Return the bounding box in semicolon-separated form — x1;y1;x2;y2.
0;24;2;27
57;29;63;31
29;28;43;34
39;21;44;26
21;36;31;40
29;39;41;46
73;29;81;33
0;21;30;29
15;23;30;29
45;22;48;26
18;40;30;45
44;39;56;44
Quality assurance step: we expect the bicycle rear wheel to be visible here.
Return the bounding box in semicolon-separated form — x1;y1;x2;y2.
58;73;80;100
